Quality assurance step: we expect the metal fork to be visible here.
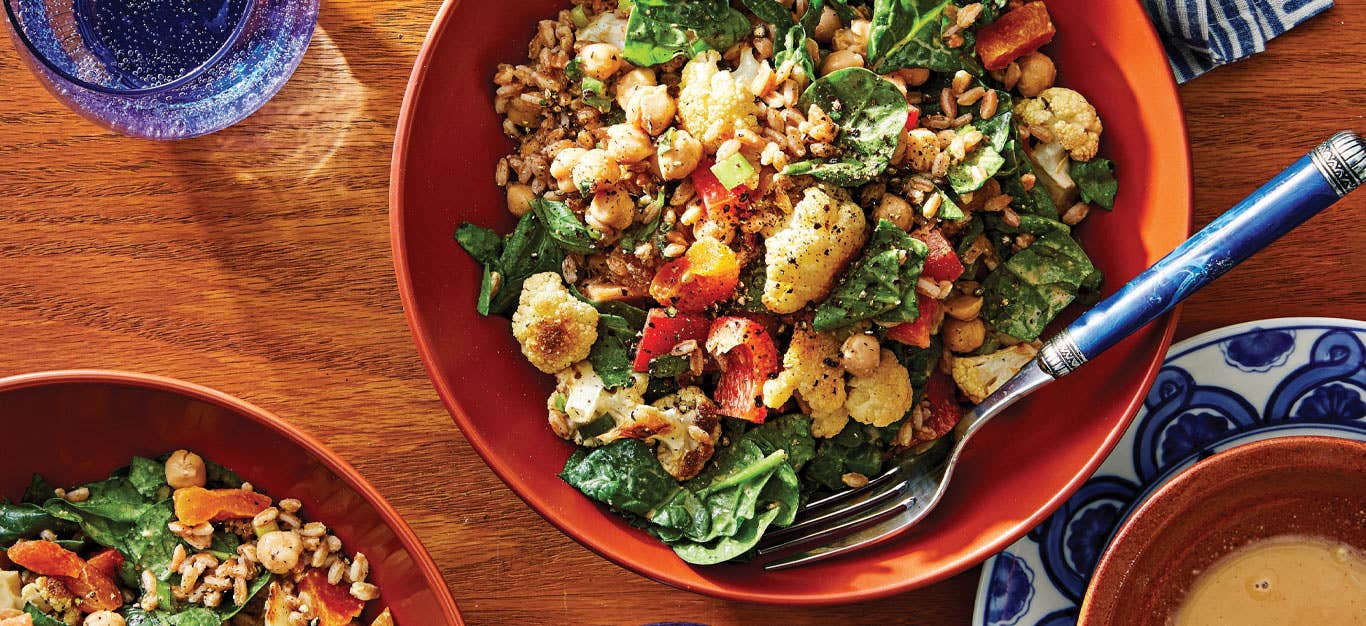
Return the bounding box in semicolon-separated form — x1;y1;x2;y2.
757;130;1366;570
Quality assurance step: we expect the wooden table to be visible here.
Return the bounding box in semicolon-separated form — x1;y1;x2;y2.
1;0;1362;623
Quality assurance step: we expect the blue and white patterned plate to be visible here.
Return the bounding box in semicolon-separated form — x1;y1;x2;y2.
973;317;1366;626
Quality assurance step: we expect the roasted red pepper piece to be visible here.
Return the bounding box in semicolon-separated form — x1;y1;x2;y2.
885;294;939;349
904;106;921;130
649;237;741;313
633;308;713;371
173;487;273;526
907;373;964;446
916;229;965;282
692;160;753;222
705;316;780;423
6;540;122;611
975;2;1057;71
298;569;365;626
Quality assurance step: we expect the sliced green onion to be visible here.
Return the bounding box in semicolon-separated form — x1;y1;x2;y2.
570;5;589;28
581;76;606;96
711;153;757;191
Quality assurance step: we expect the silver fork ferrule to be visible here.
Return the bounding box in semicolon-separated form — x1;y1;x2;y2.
1310;130;1365;197
1037;329;1086;378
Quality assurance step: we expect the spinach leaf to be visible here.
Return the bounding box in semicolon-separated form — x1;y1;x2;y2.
623;0;751;67
129;456;168;499
453;223;502;265
648;354;691;378
683;441;786;542
981;228;1096;340
1070;158;1118;210
937;186;965;220
25;605;67;626
561;439;682;519
0;502;75;545
618;192;668;252
737;414;816;472
974;90;1014;152
735;260;769;313
866;0;982;75
782;68;909;186
998;139;1057;217
947;144;1005;194
802;421;893;493
890;336;942;402
532;198;600;255
589;313;638;390
203;459;244;489
23;474;55;504
57;476;148;523
671;506;781;565
742;0;817;80
456;210;566;317
814;220;928;331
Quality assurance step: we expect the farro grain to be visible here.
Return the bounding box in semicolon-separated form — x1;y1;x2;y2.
841;473;870;488
957;86;985;106
170;545;188;573
1061;202;1090;225
350;582;381;602
1002;207;1022;227
951;71;972;94
939;88;958;119
1021;173;1036;191
984;194;1013;212
957;2;983;28
311;545;329;568
64;487;89;502
328;561;346;586
350;553;370;584
252;507;279;528
922;193;943;218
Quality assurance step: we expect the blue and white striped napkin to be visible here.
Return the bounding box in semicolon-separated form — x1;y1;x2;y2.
1141;0;1336;82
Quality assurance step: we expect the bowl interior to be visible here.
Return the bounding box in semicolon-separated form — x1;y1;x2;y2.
1079;436;1366;626
0;372;462;625
392;0;1190;603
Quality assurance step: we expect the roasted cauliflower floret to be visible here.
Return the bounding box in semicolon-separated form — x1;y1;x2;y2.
512;272;600;373
678;50;760;150
21;577;79;626
602;387;721;480
548;360;648;443
1014;87;1103;162
951;343;1040;403
1027;141;1078;206
845;350;915;427
0;571;20;612
762;185;868;314
763;324;849;438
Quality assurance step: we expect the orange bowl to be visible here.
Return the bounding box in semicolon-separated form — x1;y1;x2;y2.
1079;436;1366;625
0;370;464;625
391;0;1190;603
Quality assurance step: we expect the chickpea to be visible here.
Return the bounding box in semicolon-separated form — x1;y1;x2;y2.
944;292;984;321
896;67;931;87
588;189;635;230
571;149;621;194
626;85;676;136
1015;52;1056;97
505;183;536;217
605;123;653;164
821;49;865;76
943;317;986;353
813;6;841;42
615;67;657;109
578;43;622;80
505;96;542;126
256;530;303;575
84;611;126;626
549;147;588;192
874;194;913;231
840;334;881;378
832;18;870;53
657;129;703;180
164;449;206;490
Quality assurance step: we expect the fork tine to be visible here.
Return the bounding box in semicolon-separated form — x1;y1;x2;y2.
757;490;914;556
794;463;902;514
758;475;906;545
761;501;925;570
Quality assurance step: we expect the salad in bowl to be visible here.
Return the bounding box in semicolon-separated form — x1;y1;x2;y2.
455;0;1119;565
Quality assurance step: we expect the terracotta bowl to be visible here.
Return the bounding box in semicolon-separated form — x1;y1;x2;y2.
0;370;464;625
391;0;1191;603
1079;436;1366;625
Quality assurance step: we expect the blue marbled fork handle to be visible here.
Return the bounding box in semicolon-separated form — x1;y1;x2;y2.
1038;131;1366;377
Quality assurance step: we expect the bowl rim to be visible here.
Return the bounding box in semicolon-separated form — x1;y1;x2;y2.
0;369;465;625
389;0;1190;604
1078;435;1366;624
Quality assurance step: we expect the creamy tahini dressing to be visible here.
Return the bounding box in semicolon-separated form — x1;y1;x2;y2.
1171;535;1366;626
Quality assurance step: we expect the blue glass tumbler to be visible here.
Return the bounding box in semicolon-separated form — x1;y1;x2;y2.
3;0;319;138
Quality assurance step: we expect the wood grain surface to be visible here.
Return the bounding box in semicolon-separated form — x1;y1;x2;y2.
1;0;1363;624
